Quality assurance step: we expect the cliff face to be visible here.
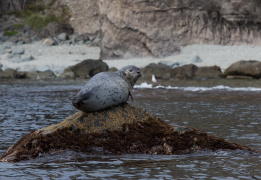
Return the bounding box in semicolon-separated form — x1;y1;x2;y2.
99;0;261;59
0;0;26;14
66;0;100;35
2;0;261;60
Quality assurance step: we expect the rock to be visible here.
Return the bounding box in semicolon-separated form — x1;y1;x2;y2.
22;55;35;62
43;38;55;46
0;0;26;15
65;59;109;78
0;104;257;162
71;33;90;44
27;70;56;80
0;63;2;72
223;60;261;78
46;22;74;37
171;64;198;79
57;33;68;41
11;47;24;55
0;68;16;79
15;71;27;79
99;0;261;59
195;66;222;79
141;63;172;81
191;55;203;63
66;0;100;35
8;56;23;63
226;75;254;80
2;42;14;49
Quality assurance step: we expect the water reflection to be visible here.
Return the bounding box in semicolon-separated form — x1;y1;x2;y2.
0;83;261;179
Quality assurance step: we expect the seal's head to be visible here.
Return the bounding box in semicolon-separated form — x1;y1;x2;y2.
119;65;142;87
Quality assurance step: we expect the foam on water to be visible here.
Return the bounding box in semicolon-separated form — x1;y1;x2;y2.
135;82;261;92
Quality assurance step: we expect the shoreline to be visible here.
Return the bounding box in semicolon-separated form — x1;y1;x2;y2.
1;42;261;74
1;78;261;89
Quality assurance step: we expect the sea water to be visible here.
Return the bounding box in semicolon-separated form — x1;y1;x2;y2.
0;81;260;179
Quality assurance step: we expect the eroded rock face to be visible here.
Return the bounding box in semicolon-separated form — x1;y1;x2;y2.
99;0;261;59
0;104;257;162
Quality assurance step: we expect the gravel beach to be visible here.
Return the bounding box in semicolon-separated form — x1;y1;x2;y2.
1;41;261;75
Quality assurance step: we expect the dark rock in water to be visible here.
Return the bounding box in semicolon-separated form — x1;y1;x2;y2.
0;104;257;162
64;59;109;78
195;66;222;79
223;60;261;78
27;70;57;80
141;63;172;81
171;64;198;80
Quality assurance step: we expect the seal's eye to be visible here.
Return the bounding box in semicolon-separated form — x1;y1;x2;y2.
130;69;133;72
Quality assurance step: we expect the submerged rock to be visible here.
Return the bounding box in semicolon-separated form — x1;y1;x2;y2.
0;104;257;162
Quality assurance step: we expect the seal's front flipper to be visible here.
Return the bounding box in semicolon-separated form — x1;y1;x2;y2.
129;90;133;102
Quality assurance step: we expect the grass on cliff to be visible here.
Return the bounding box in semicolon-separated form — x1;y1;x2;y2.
23;13;60;32
10;0;70;32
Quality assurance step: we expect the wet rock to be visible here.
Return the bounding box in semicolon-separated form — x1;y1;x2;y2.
65;59;109;78
171;64;198;79
195;66;222;79
141;63;172;81
0;104;257;162
226;75;254;79
0;68;16;79
15;71;27;79
223;60;261;78
27;70;57;80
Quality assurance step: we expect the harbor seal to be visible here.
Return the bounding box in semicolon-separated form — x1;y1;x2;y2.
70;65;141;112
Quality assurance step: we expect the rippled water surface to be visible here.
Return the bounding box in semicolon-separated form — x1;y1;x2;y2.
0;82;261;179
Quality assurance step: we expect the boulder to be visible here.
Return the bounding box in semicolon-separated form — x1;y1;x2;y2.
171;64;198;79
141;63;172;81
223;60;261;78
195;66;222;79
65;59;109;78
0;104;257;162
46;22;74;37
0;68;16;79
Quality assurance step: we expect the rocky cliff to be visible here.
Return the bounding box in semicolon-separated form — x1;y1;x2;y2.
2;0;261;60
99;0;261;59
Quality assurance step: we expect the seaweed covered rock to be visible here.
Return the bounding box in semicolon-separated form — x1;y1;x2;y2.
0;104;257;162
